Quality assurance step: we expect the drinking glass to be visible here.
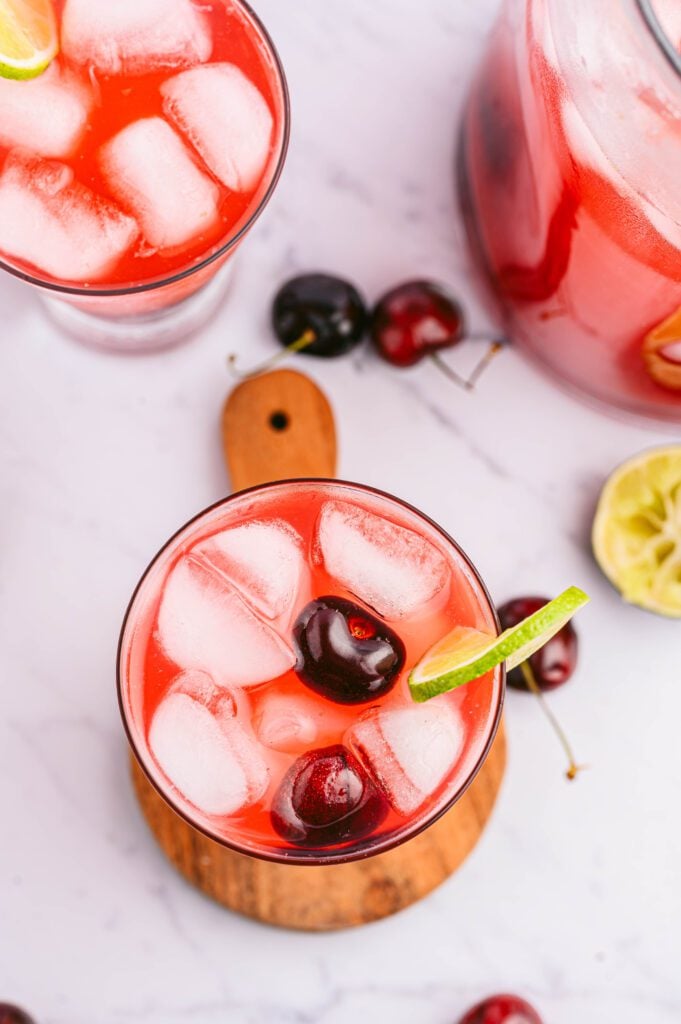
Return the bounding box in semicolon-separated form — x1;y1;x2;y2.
117;480;504;865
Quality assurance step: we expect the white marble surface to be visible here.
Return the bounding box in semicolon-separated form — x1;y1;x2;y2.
1;1;680;1022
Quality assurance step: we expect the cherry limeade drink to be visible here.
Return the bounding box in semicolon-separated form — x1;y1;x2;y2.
459;0;681;421
119;482;503;862
0;0;287;335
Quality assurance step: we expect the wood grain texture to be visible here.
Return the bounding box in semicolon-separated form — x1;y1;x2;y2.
131;368;507;930
131;727;506;930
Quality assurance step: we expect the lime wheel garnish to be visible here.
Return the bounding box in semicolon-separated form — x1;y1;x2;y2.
409;587;590;702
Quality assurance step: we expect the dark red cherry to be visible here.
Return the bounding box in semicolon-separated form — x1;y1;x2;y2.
498;596;578;692
293;596;405;705
271;744;388;846
0;1006;36;1024
370;280;465;367
272;273;368;357
458;994;543;1024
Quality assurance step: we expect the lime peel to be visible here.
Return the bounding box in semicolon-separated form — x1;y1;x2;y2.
0;0;58;81
408;586;590;703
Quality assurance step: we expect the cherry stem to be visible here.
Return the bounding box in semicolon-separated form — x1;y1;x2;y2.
519;660;586;782
228;328;317;381
429;351;470;390
466;339;505;389
429;336;506;392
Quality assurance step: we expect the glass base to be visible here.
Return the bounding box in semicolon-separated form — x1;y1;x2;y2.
40;262;234;354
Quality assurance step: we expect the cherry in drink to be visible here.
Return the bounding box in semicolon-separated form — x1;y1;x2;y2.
118;482;503;862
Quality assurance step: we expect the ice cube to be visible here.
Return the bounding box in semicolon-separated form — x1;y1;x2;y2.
149;691;268;817
561;101;611;181
194;520;304;620
562;98;681;252
61;0;212;76
0;154;138;282
254;693;319;753
167;669;238;719
347;702;464;815
156;556;295;688
162;63;274;191
316;501;449;620
0;65;92;159
100;117;220;251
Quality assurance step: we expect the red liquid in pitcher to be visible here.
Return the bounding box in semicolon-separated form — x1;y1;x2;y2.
460;0;681;419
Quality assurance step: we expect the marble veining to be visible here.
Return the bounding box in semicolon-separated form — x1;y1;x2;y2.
0;1;679;1022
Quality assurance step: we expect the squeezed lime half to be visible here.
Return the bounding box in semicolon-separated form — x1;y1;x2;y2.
593;446;681;618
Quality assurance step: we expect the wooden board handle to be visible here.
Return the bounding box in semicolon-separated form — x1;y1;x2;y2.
222;369;337;489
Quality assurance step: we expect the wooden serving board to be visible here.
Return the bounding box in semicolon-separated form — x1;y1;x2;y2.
131;369;507;930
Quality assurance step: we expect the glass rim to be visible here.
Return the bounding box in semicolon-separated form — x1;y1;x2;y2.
635;0;681;77
117;478;506;867
0;0;291;299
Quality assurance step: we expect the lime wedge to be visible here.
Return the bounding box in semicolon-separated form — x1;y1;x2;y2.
0;0;58;80
409;587;590;703
592;446;681;618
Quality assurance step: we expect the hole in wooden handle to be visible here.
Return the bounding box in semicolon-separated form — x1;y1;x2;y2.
269;410;290;432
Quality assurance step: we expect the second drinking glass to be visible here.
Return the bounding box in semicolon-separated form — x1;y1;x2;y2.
0;0;289;352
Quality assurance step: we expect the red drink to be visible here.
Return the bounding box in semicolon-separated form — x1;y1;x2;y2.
0;0;288;349
118;481;503;863
459;0;681;422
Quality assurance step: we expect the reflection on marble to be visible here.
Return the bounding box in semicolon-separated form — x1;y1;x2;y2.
0;1;679;1022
